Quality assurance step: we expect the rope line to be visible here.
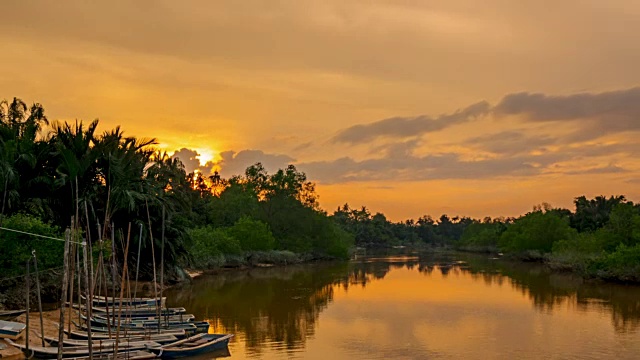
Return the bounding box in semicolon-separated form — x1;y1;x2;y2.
0;264;68;284
0;226;83;245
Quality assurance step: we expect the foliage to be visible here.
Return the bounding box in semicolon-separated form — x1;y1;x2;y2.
226;216;276;252
0;214;63;276
187;226;241;269
458;219;507;250
498;211;576;254
588;244;640;282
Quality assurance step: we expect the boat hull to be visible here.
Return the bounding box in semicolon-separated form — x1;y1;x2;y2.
0;320;26;340
147;334;234;359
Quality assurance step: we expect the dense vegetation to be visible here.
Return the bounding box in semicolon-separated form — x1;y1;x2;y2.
0;98;351;281
1;97;639;285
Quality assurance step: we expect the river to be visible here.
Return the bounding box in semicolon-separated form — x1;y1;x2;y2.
164;252;640;359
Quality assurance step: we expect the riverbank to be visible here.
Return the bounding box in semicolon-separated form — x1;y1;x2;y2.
456;246;640;284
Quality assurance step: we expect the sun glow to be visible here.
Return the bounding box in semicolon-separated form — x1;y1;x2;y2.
195;148;216;164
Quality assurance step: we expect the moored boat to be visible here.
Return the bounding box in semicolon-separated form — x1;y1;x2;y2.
65;328;184;341
42;334;179;346
53;350;157;360
84;296;166;308
0;320;26;340
6;339;161;359
146;333;234;359
0;310;26;322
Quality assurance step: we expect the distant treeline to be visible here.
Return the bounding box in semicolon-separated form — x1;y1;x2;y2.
1;97;638;283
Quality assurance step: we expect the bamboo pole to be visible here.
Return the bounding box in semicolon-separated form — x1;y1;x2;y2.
67;241;75;334
101;249;112;337
114;223;132;356
111;223;116;307
87;202;97;296
159;205;165;329
32;250;45;347
133;224;142;301
81;228;93;360
145;200;159;330
76;238;81;329
25;258;30;357
58;228;71;360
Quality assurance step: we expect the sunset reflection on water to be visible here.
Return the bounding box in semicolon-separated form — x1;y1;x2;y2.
166;253;640;359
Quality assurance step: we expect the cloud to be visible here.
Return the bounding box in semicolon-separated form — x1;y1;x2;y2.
494;87;640;141
214;150;295;178
494;87;640;122
331;101;491;144
465;130;556;155
564;164;628;175
171;148;202;173
298;152;552;184
332;86;640;148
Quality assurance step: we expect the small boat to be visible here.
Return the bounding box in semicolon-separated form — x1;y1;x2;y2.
6;338;161;359
84;296;166;308
89;312;196;326
56;350;157;360
146;333;234;359
0;310;26;321
71;321;189;338
65;329;182;342
42;334;179;346
0;320;26;340
73;303;186;317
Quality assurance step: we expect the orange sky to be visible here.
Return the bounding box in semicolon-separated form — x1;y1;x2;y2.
1;1;639;221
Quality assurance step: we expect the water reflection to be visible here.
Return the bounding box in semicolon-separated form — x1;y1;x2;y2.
165;253;640;358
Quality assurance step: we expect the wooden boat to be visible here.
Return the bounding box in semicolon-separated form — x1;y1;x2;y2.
146;333;234;359
0;320;26;340
71;321;188;338
0;310;26;321
65;328;184;341
89;312;196;326
42;334;179;346
73;303;186;317
84;296;166;308
6;339;161;359
51;350;157;360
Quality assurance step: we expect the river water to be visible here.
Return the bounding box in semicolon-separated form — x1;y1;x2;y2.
165;252;640;359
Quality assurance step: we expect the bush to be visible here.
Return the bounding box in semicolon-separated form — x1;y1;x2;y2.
0;214;63;276
458;221;505;250
499;211;576;254
187;226;241;268
589;244;640;282
226;216;276;251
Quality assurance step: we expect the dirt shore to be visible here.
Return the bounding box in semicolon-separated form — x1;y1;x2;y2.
0;309;61;359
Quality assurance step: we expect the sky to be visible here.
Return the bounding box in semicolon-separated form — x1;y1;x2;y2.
1;0;639;221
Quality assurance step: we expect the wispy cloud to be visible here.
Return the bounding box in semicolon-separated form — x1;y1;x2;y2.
331;101;491;144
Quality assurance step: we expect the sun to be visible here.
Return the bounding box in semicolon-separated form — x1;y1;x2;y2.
195;148;216;165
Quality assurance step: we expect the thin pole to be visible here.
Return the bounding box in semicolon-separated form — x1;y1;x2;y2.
32;250;45;347
58;228;71;360
76;238;81;329
67;241;75;334
114;223;132;356
159;205;165;329
101;250;112;337
111;223;116;308
82;231;93;360
145;200;159;330
25;259;30;357
133;224;142;301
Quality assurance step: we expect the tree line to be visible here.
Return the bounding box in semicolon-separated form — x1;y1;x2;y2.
1;97;638;283
0;98;352;279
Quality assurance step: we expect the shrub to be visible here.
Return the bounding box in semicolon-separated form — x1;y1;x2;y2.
226;216;276;251
499;211;576;253
0;214;63;276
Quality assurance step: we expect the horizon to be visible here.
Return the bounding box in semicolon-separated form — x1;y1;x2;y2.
2;1;639;221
